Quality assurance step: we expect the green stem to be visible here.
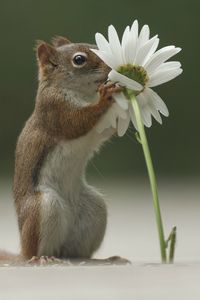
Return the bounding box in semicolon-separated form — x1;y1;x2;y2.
168;226;176;263
129;91;167;263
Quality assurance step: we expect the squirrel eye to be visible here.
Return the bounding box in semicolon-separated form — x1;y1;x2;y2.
72;53;87;67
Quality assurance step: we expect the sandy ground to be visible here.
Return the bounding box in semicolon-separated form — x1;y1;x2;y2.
0;176;200;299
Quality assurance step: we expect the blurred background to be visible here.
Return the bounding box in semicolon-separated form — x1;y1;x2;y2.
0;0;199;177
0;0;199;261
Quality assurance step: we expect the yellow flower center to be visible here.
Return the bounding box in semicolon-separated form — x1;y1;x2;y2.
117;64;149;87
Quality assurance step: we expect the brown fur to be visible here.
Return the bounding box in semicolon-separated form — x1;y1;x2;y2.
13;116;53;258
35;84;114;139
51;36;71;47
20;193;41;258
12;37;116;259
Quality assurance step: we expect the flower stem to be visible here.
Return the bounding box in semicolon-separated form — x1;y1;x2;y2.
128;91;167;263
168;226;176;263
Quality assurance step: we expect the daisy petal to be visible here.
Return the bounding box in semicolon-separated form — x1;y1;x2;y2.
90;49;118;69
117;115;130;137
121;26;130;63
110;112;117;128
145;46;182;75
149;106;162;124
142;37;160;66
143;88;162;124
122;26;130;48
109;70;143;91
114;92;129;110
95;33;111;52
138;24;150;49
112;103;127;119
108;25;123;65
157;61;181;70
135;36;158;66
136;93;152;127
154;61;181;72
131;20;139;37
96;102;128;133
148;68;183;87
96;115;112;133
146;88;169;117
128;103;138;130
143;108;152;127
123;34;137;63
123;20;138;63
107;106;118;128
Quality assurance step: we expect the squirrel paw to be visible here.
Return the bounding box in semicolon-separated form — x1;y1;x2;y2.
28;255;62;265
98;82;123;102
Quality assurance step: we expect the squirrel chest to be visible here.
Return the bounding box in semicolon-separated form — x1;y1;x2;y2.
37;127;102;198
35;128;107;257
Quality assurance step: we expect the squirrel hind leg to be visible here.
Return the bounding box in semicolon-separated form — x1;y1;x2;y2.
36;189;71;258
20;190;70;259
20;193;41;259
60;186;107;259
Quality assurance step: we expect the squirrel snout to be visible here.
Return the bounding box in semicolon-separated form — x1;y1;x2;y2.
94;65;111;85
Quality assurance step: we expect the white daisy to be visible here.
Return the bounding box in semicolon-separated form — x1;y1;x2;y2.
91;20;182;136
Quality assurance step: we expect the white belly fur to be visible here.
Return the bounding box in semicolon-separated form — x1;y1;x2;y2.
36;127;111;258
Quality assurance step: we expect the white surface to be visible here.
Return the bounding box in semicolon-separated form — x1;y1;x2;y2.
1;263;200;300
0;176;200;299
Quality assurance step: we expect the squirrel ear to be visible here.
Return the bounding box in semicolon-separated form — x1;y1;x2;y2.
36;41;58;66
51;36;71;47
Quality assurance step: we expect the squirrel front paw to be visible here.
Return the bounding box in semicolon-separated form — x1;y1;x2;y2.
98;82;123;103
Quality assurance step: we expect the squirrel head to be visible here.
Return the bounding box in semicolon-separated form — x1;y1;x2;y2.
36;36;110;102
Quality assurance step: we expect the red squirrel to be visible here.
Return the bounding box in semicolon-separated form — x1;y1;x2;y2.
0;36;126;265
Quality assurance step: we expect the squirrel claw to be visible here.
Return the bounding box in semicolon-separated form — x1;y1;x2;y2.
98;82;123;101
28;255;62;265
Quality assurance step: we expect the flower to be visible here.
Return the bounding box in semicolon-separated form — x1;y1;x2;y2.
91;20;182;136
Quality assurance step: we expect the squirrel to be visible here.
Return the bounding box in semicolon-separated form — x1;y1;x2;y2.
0;36;127;265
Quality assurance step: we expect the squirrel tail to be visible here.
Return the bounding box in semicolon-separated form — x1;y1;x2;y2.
0;250;19;262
